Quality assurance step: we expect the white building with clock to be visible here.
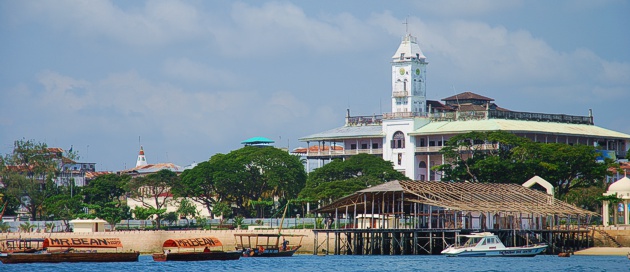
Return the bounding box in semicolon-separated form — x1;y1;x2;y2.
298;33;630;181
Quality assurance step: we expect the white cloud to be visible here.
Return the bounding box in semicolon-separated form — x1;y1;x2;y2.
414;0;523;17
6;0;205;46
210;2;379;56
162;58;238;85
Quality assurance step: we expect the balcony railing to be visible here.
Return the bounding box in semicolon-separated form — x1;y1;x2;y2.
346;115;383;126
379;109;593;125
306;148;383;157
392;91;408;97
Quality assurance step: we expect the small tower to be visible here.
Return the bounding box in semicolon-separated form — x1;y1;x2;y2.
136;146;148;167
391;33;428;114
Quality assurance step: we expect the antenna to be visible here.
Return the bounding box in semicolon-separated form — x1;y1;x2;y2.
452;85;460;108
138;136;141;148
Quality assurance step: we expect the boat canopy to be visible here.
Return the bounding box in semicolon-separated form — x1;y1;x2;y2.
162;237;223;248
43;238;123;248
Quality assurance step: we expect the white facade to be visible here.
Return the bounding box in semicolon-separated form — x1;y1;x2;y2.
390;34;427;114
299;33;630;181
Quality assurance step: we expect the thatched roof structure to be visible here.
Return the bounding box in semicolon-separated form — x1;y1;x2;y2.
315;180;596;216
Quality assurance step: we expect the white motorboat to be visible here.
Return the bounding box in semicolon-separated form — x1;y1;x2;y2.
441;232;547;257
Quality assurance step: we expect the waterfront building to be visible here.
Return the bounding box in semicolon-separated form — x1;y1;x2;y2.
120;146;211;218
299;33;630;181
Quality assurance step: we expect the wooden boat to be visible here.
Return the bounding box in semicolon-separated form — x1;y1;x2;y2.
152;237;241;261
0;238;45;253
441;232;547;257
0;237;139;264
234;233;305;257
234;204;304;257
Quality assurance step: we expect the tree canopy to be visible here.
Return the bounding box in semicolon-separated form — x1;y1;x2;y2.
435;131;615;198
174;146;307;217
0;139;59;220
299;153;409;203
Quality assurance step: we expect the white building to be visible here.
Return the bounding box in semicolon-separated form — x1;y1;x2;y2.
299;33;630;181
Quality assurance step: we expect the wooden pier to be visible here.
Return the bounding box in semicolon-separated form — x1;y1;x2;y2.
312;228;592;255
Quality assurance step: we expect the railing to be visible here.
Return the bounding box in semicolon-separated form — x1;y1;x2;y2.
392;91;408;97
346;115;382;126
306;148;383;157
382;112;426;119
415;144;499;153
488;110;592;125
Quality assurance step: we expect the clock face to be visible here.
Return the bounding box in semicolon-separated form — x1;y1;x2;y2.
415;68;420;75
399;68;405;75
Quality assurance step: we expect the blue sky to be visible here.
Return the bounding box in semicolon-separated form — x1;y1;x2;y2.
1;0;629;171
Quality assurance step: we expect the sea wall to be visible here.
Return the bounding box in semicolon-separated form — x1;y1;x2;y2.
1;229;332;254
591;226;630;247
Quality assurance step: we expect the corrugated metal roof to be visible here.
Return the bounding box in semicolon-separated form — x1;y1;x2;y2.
411;119;630;139
299;125;384;141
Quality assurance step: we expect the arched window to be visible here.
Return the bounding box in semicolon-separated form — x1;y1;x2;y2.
391;131;405;149
418;161;427;168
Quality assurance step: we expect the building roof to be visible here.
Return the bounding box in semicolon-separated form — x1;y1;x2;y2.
411;119;630;139
315;180;595;216
606;177;630;199
119;163;184;175
391;34;426;62
299;125;384;142
442;92;494;102
241;137;275;145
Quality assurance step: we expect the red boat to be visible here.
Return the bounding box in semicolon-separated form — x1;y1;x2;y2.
152;237;241;262
0;237;139;264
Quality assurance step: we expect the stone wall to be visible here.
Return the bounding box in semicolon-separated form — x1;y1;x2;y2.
0;229;332;254
591;226;630;247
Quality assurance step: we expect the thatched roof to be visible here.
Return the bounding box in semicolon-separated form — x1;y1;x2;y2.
315;180;596;216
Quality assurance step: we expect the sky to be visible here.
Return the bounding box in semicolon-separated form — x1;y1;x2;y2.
1;0;629;171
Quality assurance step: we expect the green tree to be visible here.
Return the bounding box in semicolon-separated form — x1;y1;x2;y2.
171;160;223;217
213;202;233;227
0;139;59;220
179;146;307;217
127;169;178;228
299;153;409;203
176;198;198;227
81;173;131;230
435;131;614;199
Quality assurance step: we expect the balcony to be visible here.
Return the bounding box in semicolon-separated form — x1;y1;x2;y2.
392;91;408;98
306;148;383;158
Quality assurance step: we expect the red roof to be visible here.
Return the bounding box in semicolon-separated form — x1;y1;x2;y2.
442;92;494;102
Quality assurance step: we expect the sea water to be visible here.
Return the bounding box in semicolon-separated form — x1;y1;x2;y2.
0;254;627;272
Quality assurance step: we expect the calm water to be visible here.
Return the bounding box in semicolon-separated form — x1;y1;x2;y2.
0;254;627;272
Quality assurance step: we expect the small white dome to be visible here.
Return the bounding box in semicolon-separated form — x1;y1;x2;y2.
607;177;630;197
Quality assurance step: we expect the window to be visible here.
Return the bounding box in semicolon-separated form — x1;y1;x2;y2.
350;144;357;150
418;161;427;168
390;131;405;149
372;143;379;149
419;138;426;147
361;143;368;149
429;141;435;147
438;141;443;146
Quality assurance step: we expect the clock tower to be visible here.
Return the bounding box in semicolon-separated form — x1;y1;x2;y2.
391;34;427;114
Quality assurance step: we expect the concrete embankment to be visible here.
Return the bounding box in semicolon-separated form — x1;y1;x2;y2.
574;247;630;256
1;229;329;254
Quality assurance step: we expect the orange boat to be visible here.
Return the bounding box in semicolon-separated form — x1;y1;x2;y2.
0;237;139;264
152;237;241;262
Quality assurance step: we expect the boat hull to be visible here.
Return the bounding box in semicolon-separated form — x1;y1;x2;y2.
241;247;299;257
442;245;547;257
152;251;241;261
0;252;140;264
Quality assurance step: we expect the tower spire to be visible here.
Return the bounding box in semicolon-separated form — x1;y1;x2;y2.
136;145;148;167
